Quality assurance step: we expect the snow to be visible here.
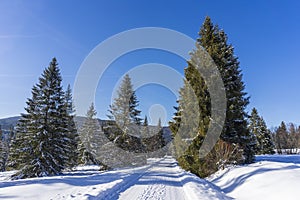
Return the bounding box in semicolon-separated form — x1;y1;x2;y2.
209;154;300;200
3;155;300;200
0;157;230;200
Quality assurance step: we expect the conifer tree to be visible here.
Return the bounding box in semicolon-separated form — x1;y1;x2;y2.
0;126;5;171
249;108;275;154
8;58;78;179
198;17;250;147
77;103;101;165
169;80;200;157
141;116;149;150
170;16;253;177
108;74;142;132
197;16;254;163
249;108;260;151
7;116;31;171
64;85;79;168
0;126;13;172
275;121;289;154
107;74;143;152
260;119;275;154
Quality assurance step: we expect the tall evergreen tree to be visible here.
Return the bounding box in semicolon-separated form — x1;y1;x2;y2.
77;103;101;165
108;74;142;131
141;116;150;144
64;85;79;168
249;108;260;151
7;58;78;179
0;126;13;172
260;120;275;155
198;17;250;147
198;16;254;163
274;121;289;154
0;126;5;171
249;108;275;154
287;123;298;153
170;16;253;177
106;74;143;152
169;80;200;157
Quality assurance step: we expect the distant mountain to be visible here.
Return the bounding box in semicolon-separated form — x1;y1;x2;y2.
0;116;172;143
0;116;20;130
0;116;88;130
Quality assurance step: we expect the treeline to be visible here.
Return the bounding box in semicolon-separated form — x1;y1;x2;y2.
272;121;300;154
249;109;300;155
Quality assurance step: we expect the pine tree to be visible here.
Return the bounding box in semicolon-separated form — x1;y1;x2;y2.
64;85;79;168
249;108;260;152
7;58;78;179
0;126;13;172
0;126;5;171
249;108;275;155
260;119;275;155
7;115;31;171
275;121;288;154
198;16;253;163
77;103;101;165
170;80;200;158
107;74;143;152
141;116;149;151
169;16;253;177
158;118;165;147
287;123;298;154
108;74;142;132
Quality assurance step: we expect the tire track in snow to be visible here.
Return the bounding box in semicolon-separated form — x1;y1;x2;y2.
137;184;166;200
91;158;164;200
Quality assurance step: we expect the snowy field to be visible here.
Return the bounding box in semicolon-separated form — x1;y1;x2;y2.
209;155;300;200
0;157;230;200
1;155;300;200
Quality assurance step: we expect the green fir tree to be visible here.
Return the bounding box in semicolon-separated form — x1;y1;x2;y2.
77;103;101;165
7;58;78;179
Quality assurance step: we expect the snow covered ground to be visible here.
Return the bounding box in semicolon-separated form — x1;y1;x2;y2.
2;155;299;200
0;156;230;200
209;155;300;200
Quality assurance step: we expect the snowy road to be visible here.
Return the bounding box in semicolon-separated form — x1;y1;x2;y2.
0;156;230;200
93;157;230;200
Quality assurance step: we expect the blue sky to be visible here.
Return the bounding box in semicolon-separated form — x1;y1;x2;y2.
0;0;299;127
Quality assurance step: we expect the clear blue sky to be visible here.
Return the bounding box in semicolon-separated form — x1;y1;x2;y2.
0;0;299;128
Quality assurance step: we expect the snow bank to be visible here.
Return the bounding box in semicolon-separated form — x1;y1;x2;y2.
209;155;300;200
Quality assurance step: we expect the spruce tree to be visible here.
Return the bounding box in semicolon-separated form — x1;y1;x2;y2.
170;16;253;177
141;116;149;151
108;74;142;131
0;126;12;172
249;108;275;155
8;58;77;179
249;108;260;152
198;17;250;146
107;74;143;152
169;80;200;158
7;116;31;171
260;119;275;154
198;16;254;163
0;126;5;171
64;85;79;168
157;118;165;148
77;103;101;165
275;121;288;154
